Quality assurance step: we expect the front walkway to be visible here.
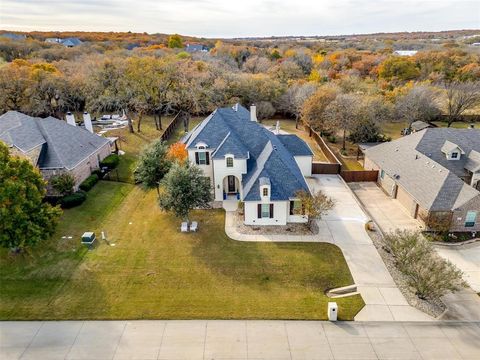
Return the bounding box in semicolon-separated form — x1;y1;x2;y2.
1;320;479;360
351;181;480;321
226;175;432;321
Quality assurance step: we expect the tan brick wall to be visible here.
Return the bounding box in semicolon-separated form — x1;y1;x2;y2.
451;195;480;232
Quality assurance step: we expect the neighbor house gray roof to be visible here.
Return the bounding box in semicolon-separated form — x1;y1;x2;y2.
465;150;480;173
411;120;431;132
365;128;480;211
185;105;311;201
0;111;109;170
61;37;82;47
0;33;26;40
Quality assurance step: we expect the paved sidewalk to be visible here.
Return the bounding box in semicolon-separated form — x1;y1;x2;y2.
1;320;479;360
225;175;432;321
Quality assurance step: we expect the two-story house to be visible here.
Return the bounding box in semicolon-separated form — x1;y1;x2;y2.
183;104;313;226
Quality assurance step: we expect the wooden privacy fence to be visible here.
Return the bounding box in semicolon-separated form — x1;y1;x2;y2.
340;170;379;183
312;162;342;175
160;111;183;142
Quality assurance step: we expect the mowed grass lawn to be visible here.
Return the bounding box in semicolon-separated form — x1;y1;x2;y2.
0;181;364;320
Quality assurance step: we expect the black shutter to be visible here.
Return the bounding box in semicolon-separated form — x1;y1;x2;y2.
289;201;294;215
257;204;262;218
195;152;199;164
205;152;210;165
269;204;274;218
302;204;305;215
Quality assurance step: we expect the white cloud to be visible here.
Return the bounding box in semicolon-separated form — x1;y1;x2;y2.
0;0;478;37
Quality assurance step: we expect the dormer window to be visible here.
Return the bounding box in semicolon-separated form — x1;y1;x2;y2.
226;157;233;167
451;152;458;159
263;188;268;197
198;145;206;150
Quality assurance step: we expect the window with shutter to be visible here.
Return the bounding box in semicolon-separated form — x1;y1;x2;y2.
269;204;274;218
261;204;270;218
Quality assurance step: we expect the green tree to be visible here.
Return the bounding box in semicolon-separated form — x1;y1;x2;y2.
378;56;420;81
134;139;171;194
159;162;212;221
168;34;184;49
0;143;62;250
50;173;75;196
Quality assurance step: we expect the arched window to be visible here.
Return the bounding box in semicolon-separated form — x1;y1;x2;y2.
226;157;234;167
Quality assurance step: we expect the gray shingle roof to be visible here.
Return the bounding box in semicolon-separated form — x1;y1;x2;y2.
411;121;431;131
185;105;311;201
465;150;480;173
441;140;464;155
365;129;480;211
0;111;109;170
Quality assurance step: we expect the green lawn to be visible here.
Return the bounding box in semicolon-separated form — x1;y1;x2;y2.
0;181;364;320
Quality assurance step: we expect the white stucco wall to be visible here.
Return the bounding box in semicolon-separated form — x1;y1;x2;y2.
212;156;247;201
188;149;214;186
294;155;312;177
244;201;288;225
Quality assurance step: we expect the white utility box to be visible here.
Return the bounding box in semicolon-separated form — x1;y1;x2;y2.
328;302;338;321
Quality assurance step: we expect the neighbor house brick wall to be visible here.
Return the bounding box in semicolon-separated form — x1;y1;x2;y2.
450;195;480;232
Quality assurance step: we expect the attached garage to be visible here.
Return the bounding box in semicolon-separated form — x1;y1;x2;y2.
395;185;418;218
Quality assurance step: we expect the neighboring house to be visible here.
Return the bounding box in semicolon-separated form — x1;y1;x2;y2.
45;37;83;47
0;33;26;41
393;50;418;56
185;43;209;52
183;104;313;226
364;128;480;232
410;120;431;133
0;111;111;193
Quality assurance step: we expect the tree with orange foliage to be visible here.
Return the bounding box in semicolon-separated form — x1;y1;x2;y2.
167;142;188;163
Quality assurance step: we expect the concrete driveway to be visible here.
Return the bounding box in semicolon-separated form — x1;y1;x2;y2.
435;243;480;293
350;182;423;233
2;320;479;360
308;175;432;321
351;181;480;320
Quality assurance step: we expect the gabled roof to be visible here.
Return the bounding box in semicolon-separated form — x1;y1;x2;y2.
0;111;109;170
441;140;464;155
365;129;480;211
465;150;480;173
61;37;82;46
185;105;311;201
411;120;431;132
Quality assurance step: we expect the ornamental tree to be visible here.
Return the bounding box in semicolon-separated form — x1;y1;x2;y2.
134;139;171;194
50;173;75;196
158;162;212;222
0;142;62;250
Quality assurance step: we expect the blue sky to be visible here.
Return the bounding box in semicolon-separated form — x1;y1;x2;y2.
0;0;478;37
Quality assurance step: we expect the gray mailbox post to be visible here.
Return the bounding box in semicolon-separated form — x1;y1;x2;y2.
328;302;338;321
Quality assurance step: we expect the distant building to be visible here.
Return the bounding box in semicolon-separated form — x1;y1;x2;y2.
185;43;209;53
45;37;83;47
0;33;26;41
393;50;418;56
471;43;480;47
410;121;432;133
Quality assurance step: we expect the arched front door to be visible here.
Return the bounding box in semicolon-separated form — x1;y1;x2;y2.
227;175;236;193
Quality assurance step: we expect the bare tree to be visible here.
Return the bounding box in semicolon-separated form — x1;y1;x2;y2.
395;85;441;126
324;93;362;150
444;81;480;127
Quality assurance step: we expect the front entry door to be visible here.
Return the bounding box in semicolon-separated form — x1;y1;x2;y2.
228;176;236;193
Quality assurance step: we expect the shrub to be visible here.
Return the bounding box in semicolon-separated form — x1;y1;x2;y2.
327;135;337;143
100;154;120;169
50;173;75;196
384;230;465;300
79;174;99;192
60;191;87;209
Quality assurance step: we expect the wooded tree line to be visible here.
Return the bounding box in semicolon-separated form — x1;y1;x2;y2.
0;35;479;138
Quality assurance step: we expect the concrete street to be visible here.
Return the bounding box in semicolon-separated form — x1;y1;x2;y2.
1;320;479;360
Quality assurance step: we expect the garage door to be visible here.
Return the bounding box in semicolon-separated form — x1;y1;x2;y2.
396;186;417;217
